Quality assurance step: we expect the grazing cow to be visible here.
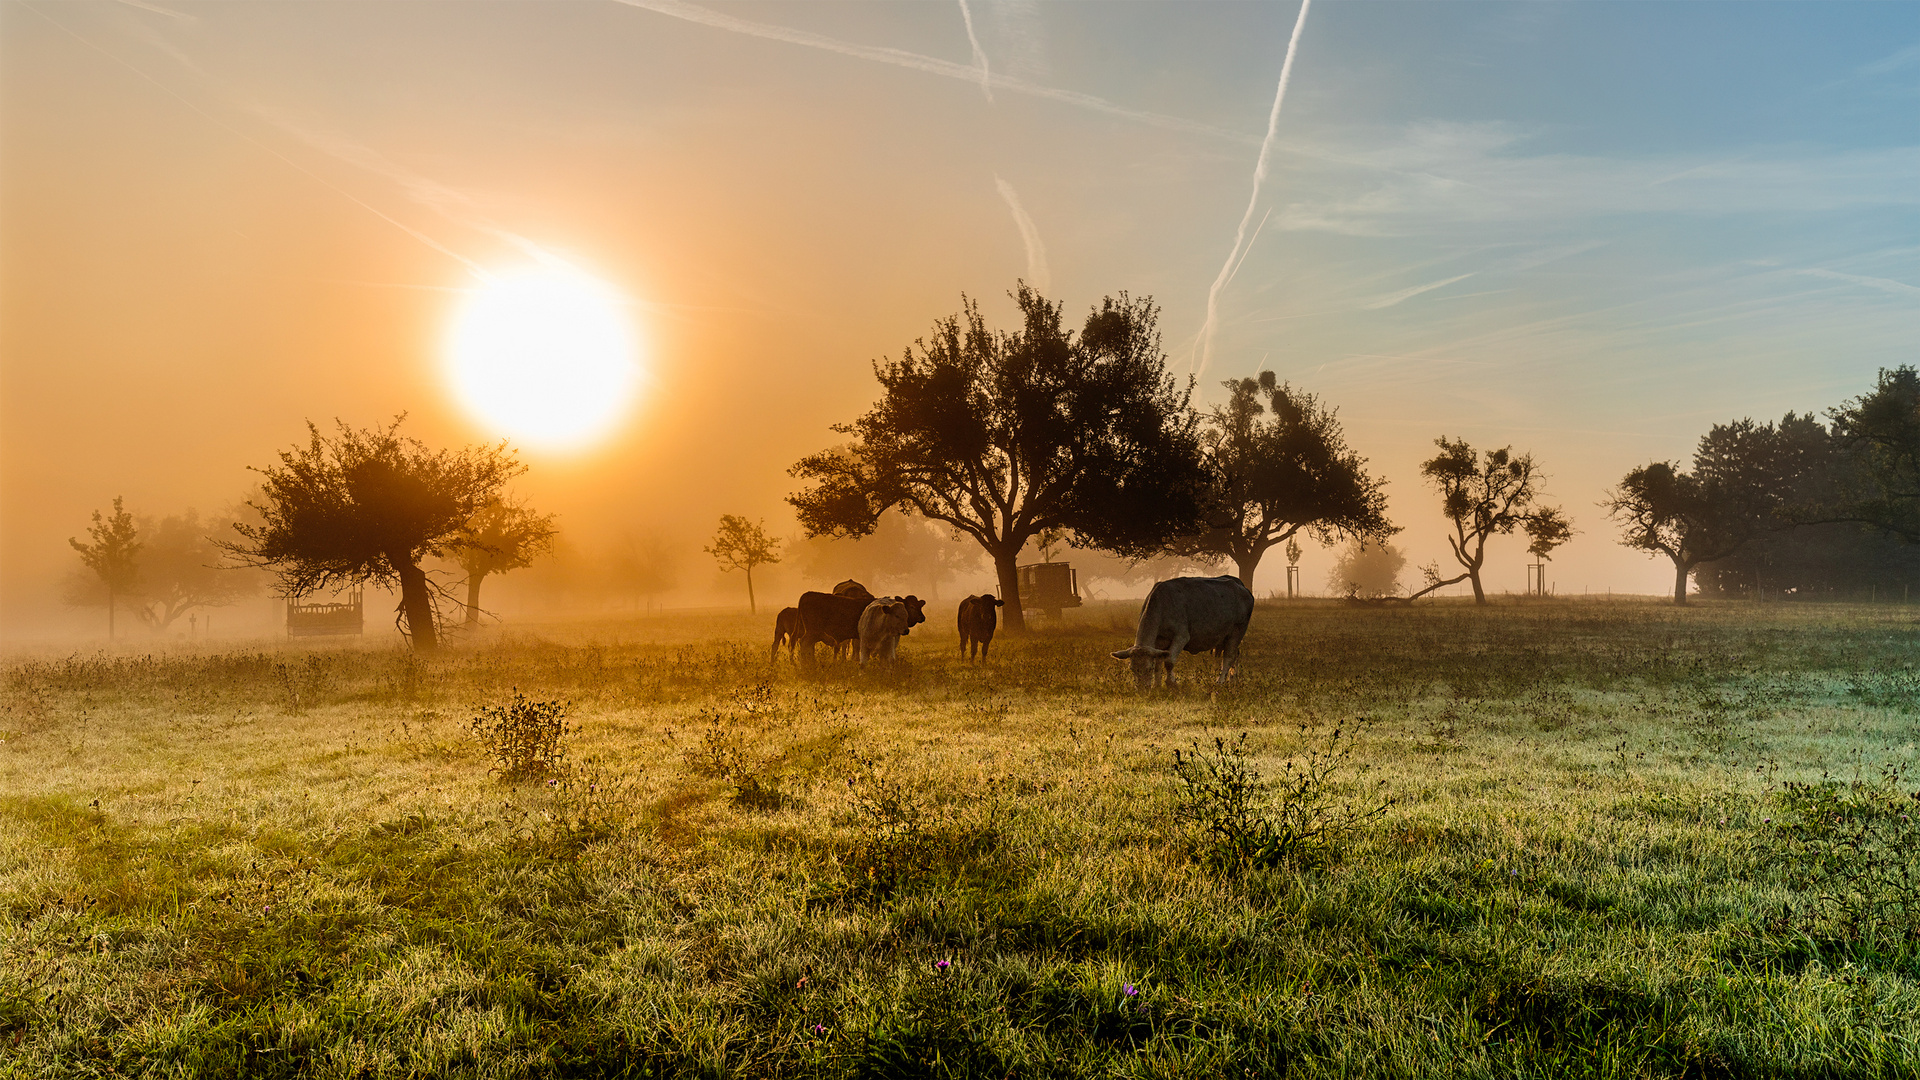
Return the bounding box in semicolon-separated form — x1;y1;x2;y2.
797;590;925;665
957;594;1004;662
1110;575;1254;689
771;606;803;662
857;598;914;666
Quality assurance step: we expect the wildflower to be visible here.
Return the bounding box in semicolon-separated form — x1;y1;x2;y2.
934;959;951;973
1123;984;1138;998
796;976;808;989
810;1024;828;1036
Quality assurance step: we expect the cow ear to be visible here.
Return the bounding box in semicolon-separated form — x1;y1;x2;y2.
992;598;1004;606
1143;647;1172;659
1111;648;1136;660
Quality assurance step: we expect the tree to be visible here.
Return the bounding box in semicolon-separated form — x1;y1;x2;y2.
788;284;1208;632
223;418;522;652
68;496;141;640
609;531;679;614
1326;539;1407;599
1184;372;1395;587
131;510;264;630
705;515;780;614
1830;365;1920;541
1414;438;1570;604
1602;423;1791;604
454;495;557;629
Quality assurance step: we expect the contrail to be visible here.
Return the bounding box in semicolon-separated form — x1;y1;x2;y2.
1799;268;1920;299
1364;273;1476;310
1194;0;1311;374
613;0;1253;145
995;177;1049;291
957;0;992;102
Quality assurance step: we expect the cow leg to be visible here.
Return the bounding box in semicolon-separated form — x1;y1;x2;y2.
1160;633;1190;689
980;638;990;662
1218;625;1248;682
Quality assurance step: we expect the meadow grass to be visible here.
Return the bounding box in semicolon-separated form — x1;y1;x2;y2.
4;598;1920;1078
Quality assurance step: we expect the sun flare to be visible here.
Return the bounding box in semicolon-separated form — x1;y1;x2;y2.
444;264;640;450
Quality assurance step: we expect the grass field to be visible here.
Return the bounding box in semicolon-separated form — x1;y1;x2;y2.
5;598;1920;1078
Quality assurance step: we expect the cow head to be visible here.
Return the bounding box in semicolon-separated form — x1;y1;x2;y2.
985;595;1004;607
1110;645;1172;689
901;595;927;631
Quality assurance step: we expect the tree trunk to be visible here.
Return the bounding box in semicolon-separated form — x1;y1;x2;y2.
464;572;488;629
993;547;1025;634
1674;560;1690;605
1235;551;1261;590
1469;569;1486;605
393;556;439;652
746;565;757;615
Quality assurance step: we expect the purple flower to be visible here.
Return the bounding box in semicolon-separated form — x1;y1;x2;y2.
934;959;951;972
810;1024;828;1036
1123;984;1138;997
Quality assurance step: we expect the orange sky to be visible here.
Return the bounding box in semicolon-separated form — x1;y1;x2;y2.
6;2;1918;637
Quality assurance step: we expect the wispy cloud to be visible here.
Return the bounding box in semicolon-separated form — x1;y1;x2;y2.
994;177;1049;292
1859;41;1920;77
1364;273;1476;310
1194;0;1311;374
956;0;992;102
611;0;1253;144
112;0;194;21
1799;268;1920;299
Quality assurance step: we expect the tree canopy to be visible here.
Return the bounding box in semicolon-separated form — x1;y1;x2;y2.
1182;372;1395;587
1415;438;1570;604
224;418;522;651
1602;415;1809;603
1830;365;1920;541
788;283;1207;631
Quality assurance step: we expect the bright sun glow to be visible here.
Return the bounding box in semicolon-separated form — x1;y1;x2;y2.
445;264;640;450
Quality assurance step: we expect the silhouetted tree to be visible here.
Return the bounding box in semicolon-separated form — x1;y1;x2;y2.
1183;373;1395;587
1831;365;1920;541
788;284;1208;632
1603;418;1804;604
706;515;780;614
454;495;557;629
1413;438;1570;604
68;496;140;640
1326;539;1406;599
223;418;523;652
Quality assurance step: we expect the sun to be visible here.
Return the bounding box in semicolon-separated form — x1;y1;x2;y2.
444;263;640;450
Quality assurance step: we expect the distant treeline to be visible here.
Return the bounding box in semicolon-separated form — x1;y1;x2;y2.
1605;367;1920;603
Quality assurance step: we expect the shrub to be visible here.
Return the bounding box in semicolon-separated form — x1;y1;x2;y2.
1171;727;1394;873
469;690;573;780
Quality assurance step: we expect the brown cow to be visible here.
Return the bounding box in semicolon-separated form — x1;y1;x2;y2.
771;606;803;662
957;594;1004;661
797;590;925;665
833;580;875;601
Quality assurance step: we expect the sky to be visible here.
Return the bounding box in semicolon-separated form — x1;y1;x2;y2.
4;0;1919;635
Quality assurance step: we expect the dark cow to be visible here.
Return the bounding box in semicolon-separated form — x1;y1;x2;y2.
833;580;875;601
771;606;804;663
1110;575;1254;689
957;594;1004;662
797;590;925;665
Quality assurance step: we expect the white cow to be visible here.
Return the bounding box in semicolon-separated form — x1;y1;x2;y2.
857;597;914;667
1110;575;1254;688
